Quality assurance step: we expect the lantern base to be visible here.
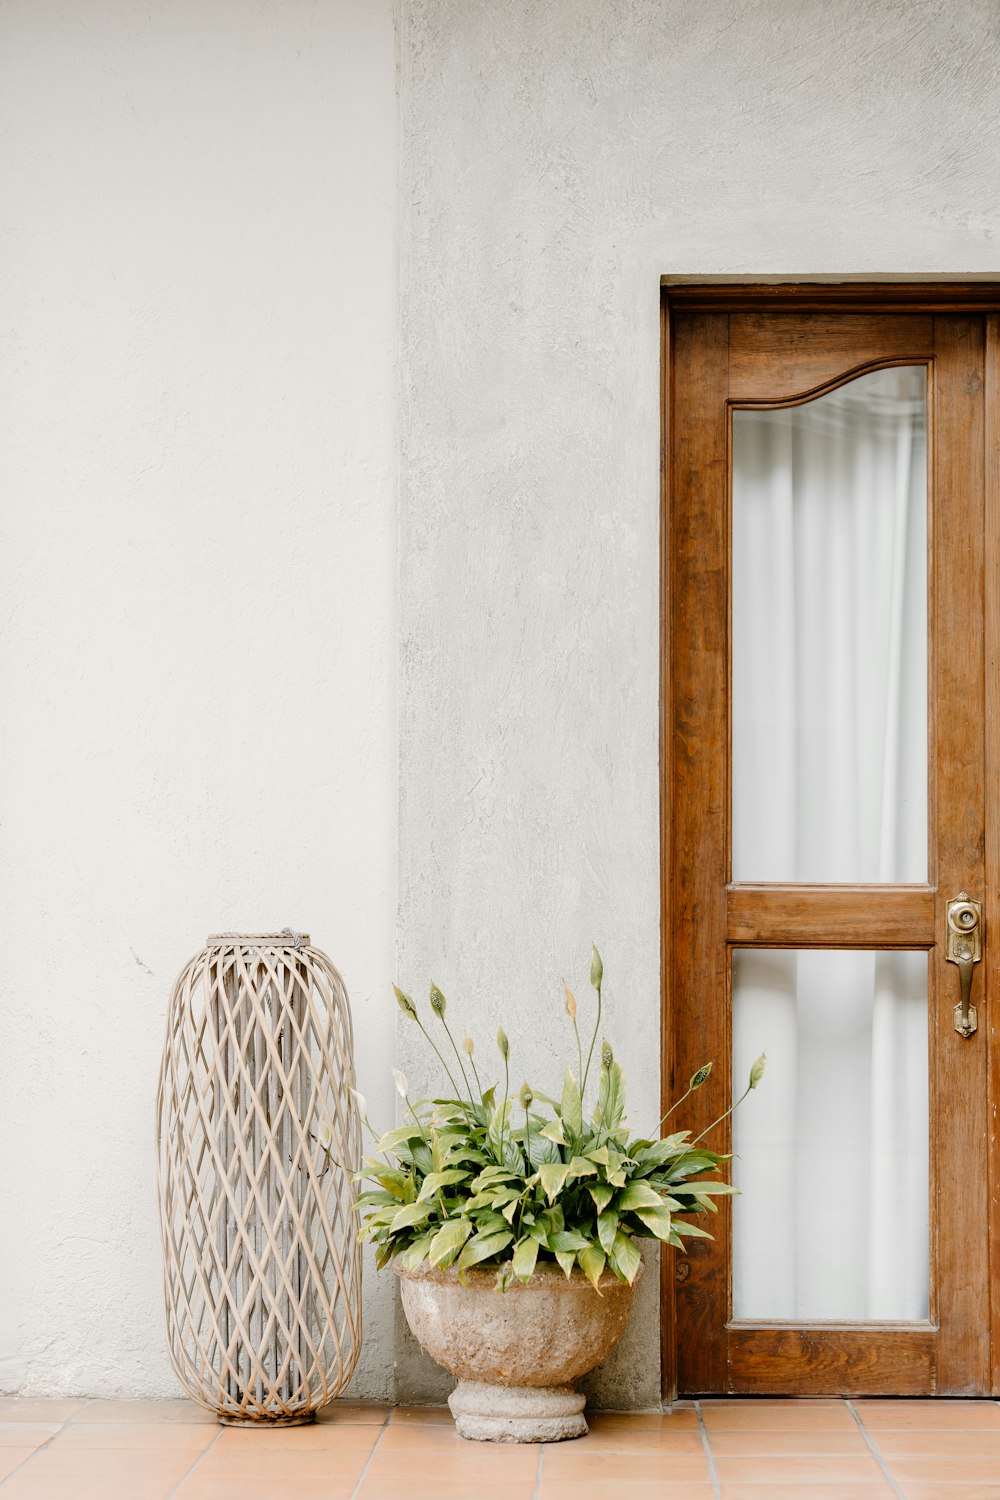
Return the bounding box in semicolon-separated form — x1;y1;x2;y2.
218;1412;317;1428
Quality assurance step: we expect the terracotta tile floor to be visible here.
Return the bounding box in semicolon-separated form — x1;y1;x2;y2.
2;1396;1000;1499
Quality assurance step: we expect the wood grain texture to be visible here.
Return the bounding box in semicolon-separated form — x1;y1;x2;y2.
727;886;935;947
986;315;1000;1396
658;290;676;1403
663;282;1000;314
666;309;730;1396
728;315;933;402
725;1329;935;1396
929;315;989;1394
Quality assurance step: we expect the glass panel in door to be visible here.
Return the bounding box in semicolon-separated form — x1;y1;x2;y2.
732;367;928;884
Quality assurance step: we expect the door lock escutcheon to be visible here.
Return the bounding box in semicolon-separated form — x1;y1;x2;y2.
946;892;982;1038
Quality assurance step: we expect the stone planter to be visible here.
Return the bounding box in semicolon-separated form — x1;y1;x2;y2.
395;1258;642;1442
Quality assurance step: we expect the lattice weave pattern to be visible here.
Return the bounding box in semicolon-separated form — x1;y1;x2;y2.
156;934;362;1424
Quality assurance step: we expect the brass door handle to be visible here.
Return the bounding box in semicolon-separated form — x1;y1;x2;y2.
946;892;982;1038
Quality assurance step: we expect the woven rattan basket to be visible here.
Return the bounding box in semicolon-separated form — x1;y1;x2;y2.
155;932;362;1424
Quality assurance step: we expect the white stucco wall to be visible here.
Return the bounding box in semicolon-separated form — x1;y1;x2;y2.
4;0;1000;1410
396;0;1000;1408
0;1;398;1398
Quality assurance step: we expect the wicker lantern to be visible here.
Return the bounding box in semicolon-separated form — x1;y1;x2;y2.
156;931;362;1425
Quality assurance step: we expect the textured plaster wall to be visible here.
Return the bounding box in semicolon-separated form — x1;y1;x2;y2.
396;0;1000;1408
0;1;398;1398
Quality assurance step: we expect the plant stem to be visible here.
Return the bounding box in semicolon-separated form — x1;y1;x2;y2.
582;979;602;1095
692;1082;754;1146
415;1020;464;1102
652;1083;696;1134
438;1015;475;1101
499;1055;510;1161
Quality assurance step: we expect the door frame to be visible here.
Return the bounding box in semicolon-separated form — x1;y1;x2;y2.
659;281;1000;1399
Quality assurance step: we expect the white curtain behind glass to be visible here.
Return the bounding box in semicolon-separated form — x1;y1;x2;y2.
731;368;929;1321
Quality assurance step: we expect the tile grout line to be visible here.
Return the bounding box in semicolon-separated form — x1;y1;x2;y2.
694;1400;722;1500
845;1398;907;1500
63;1398;97;1426
346;1407;393;1500
533;1440;545;1500
163;1424;225;1500
0;1398;96;1490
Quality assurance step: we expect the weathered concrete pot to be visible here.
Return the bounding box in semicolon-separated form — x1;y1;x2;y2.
395;1258;642;1442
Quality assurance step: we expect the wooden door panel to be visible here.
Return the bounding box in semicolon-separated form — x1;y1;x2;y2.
664;294;994;1397
726;1328;935;1397
728;313;934;401
666;311;731;1396
929;316;989;1393
726;886;936;947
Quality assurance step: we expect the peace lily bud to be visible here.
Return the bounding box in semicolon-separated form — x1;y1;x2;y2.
496;1028;509;1060
590;944;603;990
461;1034;474;1057
563;983;577;1021
393;985;418;1021
349;1087;368;1117
429;983;447;1019
318;1119;333;1150
749;1053;767;1089
519;1082;533;1109
601;1038;613;1067
391;1067;409;1099
690;1063;712;1090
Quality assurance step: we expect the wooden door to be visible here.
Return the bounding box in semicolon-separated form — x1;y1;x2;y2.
662;286;1000;1396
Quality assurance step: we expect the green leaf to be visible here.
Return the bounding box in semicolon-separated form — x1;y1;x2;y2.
539;1117;567;1146
567;1155;597;1179
512;1235;540;1283
672;1219;714;1241
609;1230;642;1284
588;1183;614;1213
372;1170;413;1202
561;1068;583;1137
398;1229;436;1268
554;1249;576;1278
578;1243;607;1292
374;1125;424;1156
354;1189;398;1209
597;1209;619;1255
616;1181;665;1213
480;1085;497;1111
633;1206;673;1240
390;1201;434;1232
548;1229;592;1253
538;1162;572;1203
416;1168;470;1202
594;1060;626;1130
487;1100;512;1161
456;1228;514;1270
428;1218;473;1268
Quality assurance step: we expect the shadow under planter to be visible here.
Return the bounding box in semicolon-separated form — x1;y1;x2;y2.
395;1259;642;1442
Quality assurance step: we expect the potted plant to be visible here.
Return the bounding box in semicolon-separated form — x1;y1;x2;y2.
350;948;764;1442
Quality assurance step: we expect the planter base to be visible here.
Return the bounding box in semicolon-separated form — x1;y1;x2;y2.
448;1380;587;1443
